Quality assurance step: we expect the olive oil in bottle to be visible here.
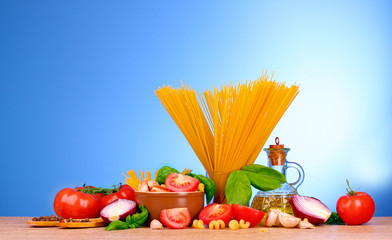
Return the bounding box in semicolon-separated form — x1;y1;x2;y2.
251;194;294;215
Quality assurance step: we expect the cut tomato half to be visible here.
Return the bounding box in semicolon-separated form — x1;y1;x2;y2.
198;203;232;225
232;204;264;227
160;208;191;229
165;173;199;192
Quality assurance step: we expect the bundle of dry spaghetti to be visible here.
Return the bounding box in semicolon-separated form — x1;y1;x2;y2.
154;71;299;203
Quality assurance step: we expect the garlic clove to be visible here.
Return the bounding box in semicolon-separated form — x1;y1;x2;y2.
138;179;149;192
298;218;315;229
278;212;301;228
150;219;163;229
265;209;279;227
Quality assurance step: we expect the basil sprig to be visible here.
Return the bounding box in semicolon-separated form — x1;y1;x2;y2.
225;164;286;205
105;205;149;231
325;212;345;225
126;205;149;228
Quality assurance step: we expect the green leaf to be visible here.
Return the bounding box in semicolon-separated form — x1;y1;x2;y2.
243;171;283;191
105;220;128;231
241;164;286;183
156;166;179;184
225;170;252;206
325;212;345;225
126;205;149;228
196;174;216;204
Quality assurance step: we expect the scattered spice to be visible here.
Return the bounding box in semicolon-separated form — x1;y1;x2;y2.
61;218;90;223
31;215;63;222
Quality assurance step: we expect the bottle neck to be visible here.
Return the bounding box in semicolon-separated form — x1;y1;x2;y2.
265;148;290;176
269;164;286;176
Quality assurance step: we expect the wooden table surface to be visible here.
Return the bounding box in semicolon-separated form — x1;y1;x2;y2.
1;217;391;240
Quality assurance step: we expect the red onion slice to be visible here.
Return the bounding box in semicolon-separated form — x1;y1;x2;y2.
290;195;331;225
100;199;137;223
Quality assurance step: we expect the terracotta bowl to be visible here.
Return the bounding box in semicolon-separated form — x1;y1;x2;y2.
135;191;205;223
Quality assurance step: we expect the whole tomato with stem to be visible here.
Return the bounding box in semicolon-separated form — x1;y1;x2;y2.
336;179;375;225
53;187;101;219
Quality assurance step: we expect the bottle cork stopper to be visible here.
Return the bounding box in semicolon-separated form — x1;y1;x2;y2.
269;137;284;149
268;137;286;166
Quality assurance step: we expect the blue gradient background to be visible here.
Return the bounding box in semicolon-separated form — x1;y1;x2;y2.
1;1;391;217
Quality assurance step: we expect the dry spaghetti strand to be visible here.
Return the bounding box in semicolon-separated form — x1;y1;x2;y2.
154;72;299;203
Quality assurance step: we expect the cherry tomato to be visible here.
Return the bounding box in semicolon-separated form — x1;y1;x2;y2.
165;173;199;192
232;204;264;227
198;203;232;225
53;188;101;219
160;208;191;229
336;180;375;225
100;185;136;209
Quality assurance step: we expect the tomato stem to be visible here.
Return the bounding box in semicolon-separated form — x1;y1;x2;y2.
346;179;357;196
75;186;119;195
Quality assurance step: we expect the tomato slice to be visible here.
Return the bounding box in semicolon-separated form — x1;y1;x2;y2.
160;208;191;229
198;203;232;225
232;204;265;227
165;173;199;192
150;186;173;192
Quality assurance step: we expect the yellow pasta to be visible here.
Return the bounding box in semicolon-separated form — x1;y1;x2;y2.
228;220;239;230
239;219;250;229
154;71;299;203
216;220;225;229
192;219;205;229
208;220;225;229
122;170;159;190
208;221;220;230
197;183;205;192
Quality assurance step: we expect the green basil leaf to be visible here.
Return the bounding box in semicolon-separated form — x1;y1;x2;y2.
105;220;128;231
225;170;252;206
243;170;283;191
241;164;286;184
156;166;179;184
125;214;132;226
196;174;216;204
325;212;345;225
127;205;149;228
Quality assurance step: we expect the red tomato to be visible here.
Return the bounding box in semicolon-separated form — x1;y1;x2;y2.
337;191;375;225
53;188;101;219
165;173;199;192
100;185;136;209
160;208;191;229
198;203;232;225
232;204;264;227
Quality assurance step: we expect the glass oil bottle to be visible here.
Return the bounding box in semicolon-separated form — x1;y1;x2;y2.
251;137;304;216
